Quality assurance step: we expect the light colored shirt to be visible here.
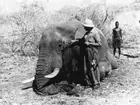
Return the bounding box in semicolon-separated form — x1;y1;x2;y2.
85;28;101;44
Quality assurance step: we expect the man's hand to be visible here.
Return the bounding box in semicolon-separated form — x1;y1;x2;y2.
70;40;78;43
91;60;96;65
85;42;90;45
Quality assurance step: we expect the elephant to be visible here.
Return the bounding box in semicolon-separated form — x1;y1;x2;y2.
32;20;86;95
22;19;118;96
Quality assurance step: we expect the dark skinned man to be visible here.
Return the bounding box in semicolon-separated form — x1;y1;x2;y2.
112;21;122;58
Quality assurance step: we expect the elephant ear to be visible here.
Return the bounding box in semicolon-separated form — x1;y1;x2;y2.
56;25;77;40
56;20;86;40
69;20;86;39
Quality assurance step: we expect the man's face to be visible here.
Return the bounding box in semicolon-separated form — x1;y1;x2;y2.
84;27;93;33
115;22;119;27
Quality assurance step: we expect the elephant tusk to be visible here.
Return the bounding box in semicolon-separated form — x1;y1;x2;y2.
45;68;60;78
22;77;34;84
22;68;60;84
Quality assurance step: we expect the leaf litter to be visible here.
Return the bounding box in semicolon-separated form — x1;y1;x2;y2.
1;46;140;105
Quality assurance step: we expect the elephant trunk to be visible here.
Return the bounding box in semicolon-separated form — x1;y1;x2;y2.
32;49;62;95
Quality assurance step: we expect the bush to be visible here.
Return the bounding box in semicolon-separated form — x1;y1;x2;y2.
0;1;140;56
0;2;47;56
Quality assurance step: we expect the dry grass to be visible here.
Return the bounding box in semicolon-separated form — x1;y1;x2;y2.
1;42;140;105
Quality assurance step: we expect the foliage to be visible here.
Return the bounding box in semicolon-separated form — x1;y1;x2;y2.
0;1;140;56
0;2;48;56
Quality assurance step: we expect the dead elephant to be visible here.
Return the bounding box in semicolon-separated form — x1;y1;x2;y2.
22;20;118;95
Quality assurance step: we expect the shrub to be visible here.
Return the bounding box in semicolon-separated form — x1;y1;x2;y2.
0;1;47;56
0;1;140;56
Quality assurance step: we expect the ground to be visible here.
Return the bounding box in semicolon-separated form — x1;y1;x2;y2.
1;43;140;105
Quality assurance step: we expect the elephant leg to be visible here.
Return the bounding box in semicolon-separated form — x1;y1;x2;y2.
107;50;118;69
98;59;112;81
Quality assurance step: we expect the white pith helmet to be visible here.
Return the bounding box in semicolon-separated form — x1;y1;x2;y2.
82;18;94;28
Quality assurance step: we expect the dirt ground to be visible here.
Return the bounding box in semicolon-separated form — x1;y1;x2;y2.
1;43;140;105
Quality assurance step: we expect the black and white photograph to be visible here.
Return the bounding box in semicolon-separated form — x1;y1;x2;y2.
0;0;140;105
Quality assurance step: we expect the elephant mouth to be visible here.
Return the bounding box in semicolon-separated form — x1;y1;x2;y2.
22;68;60;84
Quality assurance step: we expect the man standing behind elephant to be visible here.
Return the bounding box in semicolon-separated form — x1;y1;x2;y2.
82;19;101;89
112;21;122;58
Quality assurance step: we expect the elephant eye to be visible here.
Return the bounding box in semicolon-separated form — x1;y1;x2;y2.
58;43;63;48
57;43;63;51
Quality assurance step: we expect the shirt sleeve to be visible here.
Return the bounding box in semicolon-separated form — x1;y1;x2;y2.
88;28;101;44
94;33;101;43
